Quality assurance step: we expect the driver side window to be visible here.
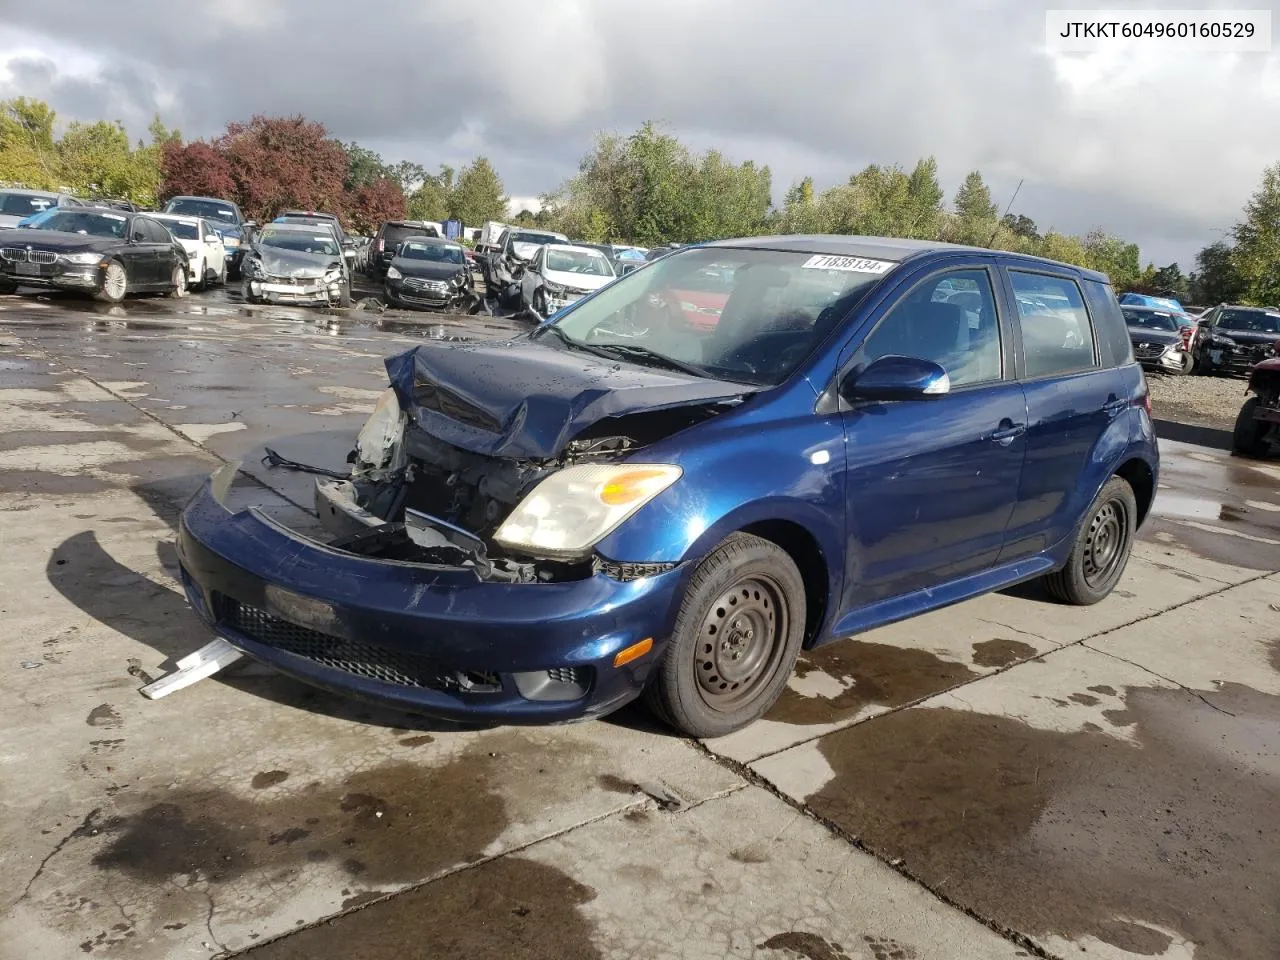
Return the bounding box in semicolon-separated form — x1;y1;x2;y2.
858;268;1003;387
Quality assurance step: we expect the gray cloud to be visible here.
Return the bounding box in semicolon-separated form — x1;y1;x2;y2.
2;0;1276;267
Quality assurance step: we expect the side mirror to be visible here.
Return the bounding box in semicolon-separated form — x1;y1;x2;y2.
841;356;951;403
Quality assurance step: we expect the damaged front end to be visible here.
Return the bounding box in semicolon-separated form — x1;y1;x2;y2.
314;348;741;583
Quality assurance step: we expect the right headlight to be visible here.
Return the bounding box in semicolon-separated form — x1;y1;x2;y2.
386;265;402;280
494;463;682;558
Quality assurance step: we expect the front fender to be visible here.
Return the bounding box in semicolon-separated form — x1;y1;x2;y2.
592;412;846;602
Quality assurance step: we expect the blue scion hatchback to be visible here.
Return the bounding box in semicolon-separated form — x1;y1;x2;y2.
178;235;1158;737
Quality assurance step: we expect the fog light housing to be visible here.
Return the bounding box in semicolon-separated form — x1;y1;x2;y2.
512;666;592;702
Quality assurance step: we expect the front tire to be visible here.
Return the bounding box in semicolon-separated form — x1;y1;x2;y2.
96;260;127;303
1232;396;1269;457
0;278;17;295
644;533;806;738
1178;350;1195;375
1042;476;1137;605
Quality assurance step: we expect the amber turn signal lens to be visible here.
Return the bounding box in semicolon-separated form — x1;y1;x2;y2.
613;637;653;668
598;469;676;507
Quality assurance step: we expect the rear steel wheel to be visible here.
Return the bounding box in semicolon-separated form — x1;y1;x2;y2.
1042;476;1137;605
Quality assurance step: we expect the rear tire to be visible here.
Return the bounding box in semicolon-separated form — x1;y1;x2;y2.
166;264;188;298
644;533;806;738
1042;476;1137;605
1232;396;1269;457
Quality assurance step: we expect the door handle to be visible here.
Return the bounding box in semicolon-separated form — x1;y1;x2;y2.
989;421;1026;445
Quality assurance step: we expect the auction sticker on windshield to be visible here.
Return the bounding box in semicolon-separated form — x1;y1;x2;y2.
801;254;893;274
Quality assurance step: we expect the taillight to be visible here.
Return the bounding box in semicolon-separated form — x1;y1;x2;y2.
1142;392;1152;416
1181;326;1194;348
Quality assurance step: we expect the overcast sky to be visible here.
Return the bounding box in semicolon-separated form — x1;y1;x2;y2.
2;0;1277;268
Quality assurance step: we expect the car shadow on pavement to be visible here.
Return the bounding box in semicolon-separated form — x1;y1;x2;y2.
45;523;485;736
1153;417;1232;451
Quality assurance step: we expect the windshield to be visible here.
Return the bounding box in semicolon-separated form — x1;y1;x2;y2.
545;249;614;277
1219;309;1280;334
1122;309;1180;332
399;241;464;264
512;231;563;246
166;198;237;223
162;220;199;241
30;210;127;238
541;247;890;386
384;224;435;245
0;192;58;217
258;229;339;257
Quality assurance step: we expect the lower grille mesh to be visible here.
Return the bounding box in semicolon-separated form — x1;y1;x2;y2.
218;596;463;691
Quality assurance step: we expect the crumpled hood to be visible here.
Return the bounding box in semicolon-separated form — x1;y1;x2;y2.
254;247;339;278
384;339;751;460
510;241;542;260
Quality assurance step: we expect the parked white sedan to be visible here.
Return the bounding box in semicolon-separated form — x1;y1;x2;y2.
151;213;227;291
520;244;617;316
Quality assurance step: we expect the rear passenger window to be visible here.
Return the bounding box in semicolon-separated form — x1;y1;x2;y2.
1082;279;1134;366
1009;272;1096;378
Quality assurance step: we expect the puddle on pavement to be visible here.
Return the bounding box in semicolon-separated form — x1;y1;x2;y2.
804;682;1280;960
765;641;980;726
971;638;1039;668
242;855;600;960
42;732;602;955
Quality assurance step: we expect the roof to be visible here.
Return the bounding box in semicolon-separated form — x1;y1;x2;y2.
281;210;338;219
150;212;201;222
546;244;612;258
262;222;337;234
0;187;61;197
704;234;1110;283
397;235;458;246
168;196;237;205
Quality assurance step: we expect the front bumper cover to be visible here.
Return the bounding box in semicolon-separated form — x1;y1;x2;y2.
177;464;685;722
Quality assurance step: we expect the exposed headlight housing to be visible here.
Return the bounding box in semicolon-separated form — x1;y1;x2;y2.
324;267;343;284
386;265;402;280
494;464;682;558
60;252;104;265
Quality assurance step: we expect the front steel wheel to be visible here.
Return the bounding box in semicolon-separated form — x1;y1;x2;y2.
1042;476;1137;605
645;533;805;738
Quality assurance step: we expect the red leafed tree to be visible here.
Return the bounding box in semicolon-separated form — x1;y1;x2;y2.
350;177;406;234
217;115;350;224
159;140;236;204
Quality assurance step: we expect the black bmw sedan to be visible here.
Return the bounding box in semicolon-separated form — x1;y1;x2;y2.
0;208;189;302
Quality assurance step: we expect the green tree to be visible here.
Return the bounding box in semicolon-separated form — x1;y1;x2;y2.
406;165;453;222
954;170;998;222
904;157;944;238
1082;230;1141;289
0;97;61;188
1231;163;1280;306
343;141;391;189
1151;263;1190;302
448;156;507;228
1000;213;1040;241
1189;241;1244;305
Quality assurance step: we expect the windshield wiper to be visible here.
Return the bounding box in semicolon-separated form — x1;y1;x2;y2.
535;324;625;362
590;343;711;378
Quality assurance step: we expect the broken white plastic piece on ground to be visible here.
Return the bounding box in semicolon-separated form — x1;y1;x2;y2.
139;637;243;700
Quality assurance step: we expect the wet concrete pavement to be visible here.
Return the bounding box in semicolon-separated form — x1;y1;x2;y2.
1;288;1278;959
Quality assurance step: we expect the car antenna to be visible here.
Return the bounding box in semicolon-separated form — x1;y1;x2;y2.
988;178;1025;248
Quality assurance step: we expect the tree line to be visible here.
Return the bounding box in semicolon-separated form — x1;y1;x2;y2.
5;98;1276;304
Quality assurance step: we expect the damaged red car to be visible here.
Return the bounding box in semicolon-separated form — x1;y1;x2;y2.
177;237;1157;737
